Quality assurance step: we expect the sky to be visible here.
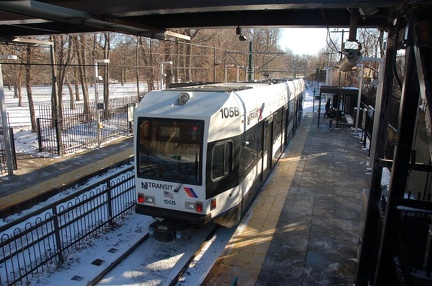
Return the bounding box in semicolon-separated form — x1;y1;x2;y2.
279;28;329;56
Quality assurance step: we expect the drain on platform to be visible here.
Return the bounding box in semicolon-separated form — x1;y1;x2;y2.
91;259;104;266
71;275;83;281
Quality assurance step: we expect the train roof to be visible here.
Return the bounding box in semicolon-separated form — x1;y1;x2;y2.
166;78;304;92
135;79;304;120
166;82;270;93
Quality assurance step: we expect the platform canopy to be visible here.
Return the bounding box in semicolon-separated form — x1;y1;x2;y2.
320;85;359;96
0;0;411;42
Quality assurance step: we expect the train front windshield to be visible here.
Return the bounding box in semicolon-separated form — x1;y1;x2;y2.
137;118;204;185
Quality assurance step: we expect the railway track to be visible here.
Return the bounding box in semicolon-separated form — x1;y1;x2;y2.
168;224;220;286
90;223;229;286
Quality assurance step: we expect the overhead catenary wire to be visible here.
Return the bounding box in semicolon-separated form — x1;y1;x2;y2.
320;10;342;55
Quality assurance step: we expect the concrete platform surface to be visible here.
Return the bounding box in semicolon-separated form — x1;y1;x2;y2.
0;137;133;214
204;112;370;286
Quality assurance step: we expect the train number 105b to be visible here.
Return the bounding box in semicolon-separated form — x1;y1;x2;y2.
220;107;240;118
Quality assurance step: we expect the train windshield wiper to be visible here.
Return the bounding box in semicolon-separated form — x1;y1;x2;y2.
174;174;189;193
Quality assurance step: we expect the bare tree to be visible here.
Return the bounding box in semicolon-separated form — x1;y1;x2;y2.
162;40;173;86
66;75;75;109
73;34;91;116
92;32;111;118
15;64;24;106
183;30;200;82
25;45;37;132
138;37;156;91
53;35;74;117
0;45;23;105
73;66;81;102
103;33;111;116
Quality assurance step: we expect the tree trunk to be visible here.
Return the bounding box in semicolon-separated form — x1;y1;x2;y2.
121;54;126;85
73;66;81;101
174;41;179;83
163;41;173;87
135;39;141;100
25;46;37;132
138;37;155;91
103;33;110;119
16;66;23;107
66;76;75;110
55;35;74;119
149;39;154;91
74;35;90;118
50;37;60;121
183;30;199;82
16;84;22;107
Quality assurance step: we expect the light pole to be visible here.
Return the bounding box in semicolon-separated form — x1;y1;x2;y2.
0;55;17;176
160;61;173;89
225;64;234;83
94;59;109;148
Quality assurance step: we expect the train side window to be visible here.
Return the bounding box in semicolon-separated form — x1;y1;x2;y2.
212;141;233;180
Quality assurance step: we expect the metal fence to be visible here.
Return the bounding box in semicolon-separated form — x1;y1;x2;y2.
378;196;432;285
0;165;135;286
37;98;138;156
0;127;17;174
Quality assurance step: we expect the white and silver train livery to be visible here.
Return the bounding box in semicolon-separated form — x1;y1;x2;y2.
134;79;305;240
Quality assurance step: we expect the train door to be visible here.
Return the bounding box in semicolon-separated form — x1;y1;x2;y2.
282;106;287;147
261;116;273;181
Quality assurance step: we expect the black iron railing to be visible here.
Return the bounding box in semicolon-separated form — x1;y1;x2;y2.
36;99;137;156
0;166;135;286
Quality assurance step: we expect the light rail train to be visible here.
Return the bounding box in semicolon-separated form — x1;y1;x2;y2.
134;78;305;241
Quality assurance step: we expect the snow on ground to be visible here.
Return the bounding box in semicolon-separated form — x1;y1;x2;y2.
2;83;143;156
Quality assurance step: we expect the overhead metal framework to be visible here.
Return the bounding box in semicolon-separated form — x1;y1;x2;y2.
0;0;408;42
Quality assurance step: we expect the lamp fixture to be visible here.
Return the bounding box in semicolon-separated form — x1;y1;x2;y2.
336;49;362;72
336;41;362;72
236;26;247;41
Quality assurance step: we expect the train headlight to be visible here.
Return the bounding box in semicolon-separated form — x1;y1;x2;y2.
138;193;155;205
185;201;204;213
185;201;195;210
145;195;155;204
178;93;190;105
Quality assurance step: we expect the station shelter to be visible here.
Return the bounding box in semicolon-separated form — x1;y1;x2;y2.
317;86;360;128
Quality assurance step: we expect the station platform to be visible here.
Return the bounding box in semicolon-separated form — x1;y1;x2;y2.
203;112;370;285
0;137;134;217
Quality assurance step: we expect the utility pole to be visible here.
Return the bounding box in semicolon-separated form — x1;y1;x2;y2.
213;47;217;82
247;42;253;81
